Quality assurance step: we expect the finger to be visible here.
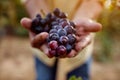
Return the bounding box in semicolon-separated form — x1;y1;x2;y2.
75;35;92;52
40;44;54;58
67;50;77;58
31;32;48;48
83;20;102;32
20;17;32;30
75;19;102;32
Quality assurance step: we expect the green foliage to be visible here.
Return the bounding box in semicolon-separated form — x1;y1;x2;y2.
95;4;120;62
69;76;82;80
0;0;29;37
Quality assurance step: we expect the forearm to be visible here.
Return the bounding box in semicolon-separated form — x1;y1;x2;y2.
21;0;50;18
73;0;103;21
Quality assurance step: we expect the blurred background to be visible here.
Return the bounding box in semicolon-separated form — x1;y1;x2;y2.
0;0;120;80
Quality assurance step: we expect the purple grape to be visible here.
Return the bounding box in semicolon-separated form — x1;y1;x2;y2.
59;36;69;45
49;29;57;34
31;18;40;27
59;21;69;28
57;29;67;36
59;12;67;18
46;13;52;18
31;26;43;34
51;21;58;26
40;19;47;26
64;25;75;34
53;8;61;16
57;45;67;57
48;40;58;50
48;33;59;41
67;34;76;44
52;25;63;30
44;25;50;32
49;49;56;56
65;44;73;53
36;14;42;19
70;21;76;28
51;21;59;26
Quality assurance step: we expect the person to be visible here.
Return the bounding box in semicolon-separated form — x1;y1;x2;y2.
20;0;104;80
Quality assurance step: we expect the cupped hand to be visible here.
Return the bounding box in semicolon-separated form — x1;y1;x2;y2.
67;18;102;58
20;18;102;58
20;18;54;58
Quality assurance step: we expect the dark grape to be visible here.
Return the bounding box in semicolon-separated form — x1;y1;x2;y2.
53;8;61;16
31;26;43;34
67;34;76;44
31;18;40;27
44;25;50;32
49;49;56;56
57;45;67;57
52;25;63;30
59;12;67;18
59;36;69;45
64;25;75;34
49;29;57;34
59;21;69;28
70;21;76;28
46;13;52;18
48;40;58;50
48;33;59;41
36;14;42;19
40;19;47;26
51;21;59;26
65;44;73;53
57;29;67;36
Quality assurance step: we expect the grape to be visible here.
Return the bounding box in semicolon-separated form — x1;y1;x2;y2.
67;34;76;44
52;25;63;30
31;18;40;27
46;13;52;18
59;36;69;45
49;29;57;34
57;45;67;57
44;25;50;32
40;19;47;26
31;26;43;34
59;12;67;18
51;21;59;26
48;40;58;50
53;8;61;16
57;29;67;36
49;49;56;56
59;21;69;28
48;33;59;41
64;25;75;34
70;21;76;28
65;44;73;53
36;14;42;19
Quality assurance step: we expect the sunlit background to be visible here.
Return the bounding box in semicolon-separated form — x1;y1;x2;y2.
0;0;120;80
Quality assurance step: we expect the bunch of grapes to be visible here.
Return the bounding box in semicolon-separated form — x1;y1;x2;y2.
31;8;76;57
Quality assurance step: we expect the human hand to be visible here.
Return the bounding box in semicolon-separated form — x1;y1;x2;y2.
66;18;102;58
20;18;53;57
20;18;102;58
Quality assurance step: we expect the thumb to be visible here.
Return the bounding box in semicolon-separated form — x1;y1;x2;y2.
74;19;102;32
20;17;32;30
31;32;49;48
83;20;102;32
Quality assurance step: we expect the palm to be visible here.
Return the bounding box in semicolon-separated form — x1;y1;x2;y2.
21;18;102;58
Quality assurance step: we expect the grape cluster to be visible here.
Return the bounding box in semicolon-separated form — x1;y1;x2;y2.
31;8;76;57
